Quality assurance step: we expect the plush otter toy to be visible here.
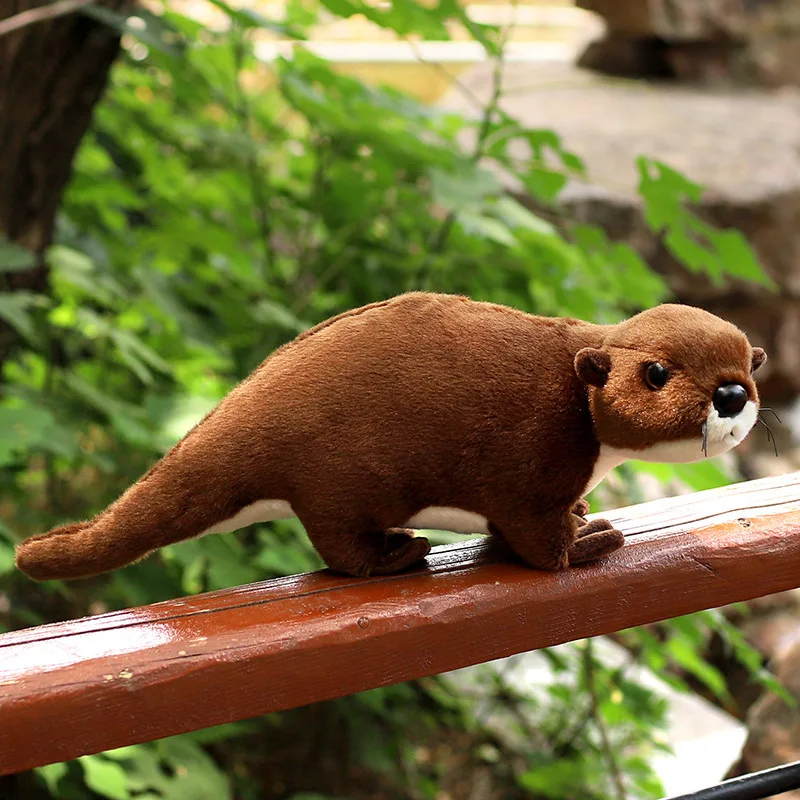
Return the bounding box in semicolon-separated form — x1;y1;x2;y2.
15;293;766;581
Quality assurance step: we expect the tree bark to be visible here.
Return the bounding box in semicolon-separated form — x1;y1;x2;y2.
0;0;132;360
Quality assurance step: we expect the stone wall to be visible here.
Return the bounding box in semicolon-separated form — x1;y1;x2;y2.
578;0;800;86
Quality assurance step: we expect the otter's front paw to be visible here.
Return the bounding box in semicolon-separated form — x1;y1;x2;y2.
574;517;614;539
569;519;624;564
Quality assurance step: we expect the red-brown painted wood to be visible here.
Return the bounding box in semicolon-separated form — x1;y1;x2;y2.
2;472;800;775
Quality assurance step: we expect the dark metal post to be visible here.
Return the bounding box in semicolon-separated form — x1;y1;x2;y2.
664;761;800;800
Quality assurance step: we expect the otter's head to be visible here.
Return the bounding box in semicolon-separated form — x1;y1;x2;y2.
574;305;766;463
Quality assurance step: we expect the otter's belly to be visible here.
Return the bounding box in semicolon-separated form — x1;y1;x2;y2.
202;499;296;535
201;502;491;536
404;507;490;534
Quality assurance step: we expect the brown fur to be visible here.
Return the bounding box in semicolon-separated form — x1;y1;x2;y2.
15;294;765;582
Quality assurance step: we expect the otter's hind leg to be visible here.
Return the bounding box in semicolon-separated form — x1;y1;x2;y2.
374;529;432;576
297;509;431;577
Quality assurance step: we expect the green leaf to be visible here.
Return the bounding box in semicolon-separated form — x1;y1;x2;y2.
0;237;36;272
430;164;501;212
99;745;149;761
146;394;219;448
520;758;585;798
132;267;216;348
79;756;131;800
458;211;517;247
710;227;769;284
0;291;47;342
560;151;586;175
206;0;306;38
639;158;704;203
251;299;310;334
202;536;261;589
180;720;261;745
319;0;452;40
637;156;772;288
49;244;125;304
317;0;360;18
63;374;156;447
523;168;567;203
0;406;62;465
492;197;556;236
666;636;730;701
0;540;13;576
35;762;68;794
438;0;500;56
757;669;796;708
111;328;172;381
181;551;208;594
154;737;233;799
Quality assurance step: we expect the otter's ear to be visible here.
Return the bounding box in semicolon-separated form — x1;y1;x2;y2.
751;347;767;374
575;348;611;388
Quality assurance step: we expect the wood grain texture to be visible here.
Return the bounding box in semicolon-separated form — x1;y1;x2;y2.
2;471;800;775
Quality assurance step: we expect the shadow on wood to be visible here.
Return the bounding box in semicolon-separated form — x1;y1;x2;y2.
2;472;800;775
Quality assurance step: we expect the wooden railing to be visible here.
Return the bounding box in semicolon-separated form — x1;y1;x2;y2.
2;471;800;778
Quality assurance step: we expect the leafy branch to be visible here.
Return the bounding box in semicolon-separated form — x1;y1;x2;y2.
584;640;628;800
425;0;517;258
229;27;274;277
0;0;93;38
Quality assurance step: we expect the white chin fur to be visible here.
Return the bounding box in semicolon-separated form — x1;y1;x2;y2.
586;400;758;493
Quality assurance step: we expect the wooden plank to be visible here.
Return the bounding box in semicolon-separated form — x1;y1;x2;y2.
2;471;800;775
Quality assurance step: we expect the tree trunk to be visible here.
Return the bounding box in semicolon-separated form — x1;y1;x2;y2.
0;0;132;361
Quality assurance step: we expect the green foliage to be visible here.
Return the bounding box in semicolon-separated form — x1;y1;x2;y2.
637;158;775;289
0;0;778;797
452;641;672;800
36;738;235;799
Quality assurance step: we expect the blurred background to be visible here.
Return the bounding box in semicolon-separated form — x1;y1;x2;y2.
1;0;800;798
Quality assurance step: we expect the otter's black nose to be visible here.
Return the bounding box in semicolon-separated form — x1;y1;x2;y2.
713;384;747;418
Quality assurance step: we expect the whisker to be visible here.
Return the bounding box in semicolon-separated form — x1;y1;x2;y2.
759;407;783;424
701;420;708;457
757;416;779;457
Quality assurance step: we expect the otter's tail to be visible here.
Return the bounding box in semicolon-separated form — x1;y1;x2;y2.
14;518;153;581
14;444;252;581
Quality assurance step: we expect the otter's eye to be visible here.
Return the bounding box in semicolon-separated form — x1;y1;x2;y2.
644;362;669;390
